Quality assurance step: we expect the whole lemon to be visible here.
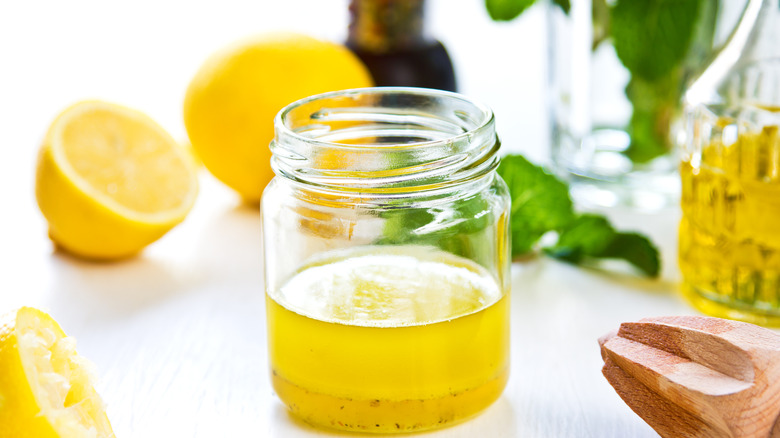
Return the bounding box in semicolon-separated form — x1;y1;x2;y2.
183;32;373;203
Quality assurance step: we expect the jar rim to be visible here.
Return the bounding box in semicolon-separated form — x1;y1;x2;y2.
270;87;499;196
274;87;494;149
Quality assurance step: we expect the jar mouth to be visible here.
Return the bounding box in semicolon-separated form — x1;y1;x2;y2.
271;87;498;195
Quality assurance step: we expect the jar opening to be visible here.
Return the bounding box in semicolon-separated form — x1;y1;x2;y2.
270;87;498;194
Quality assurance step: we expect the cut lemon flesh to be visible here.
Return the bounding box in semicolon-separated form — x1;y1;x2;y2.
60;105;194;215
0;307;114;438
35;101;198;259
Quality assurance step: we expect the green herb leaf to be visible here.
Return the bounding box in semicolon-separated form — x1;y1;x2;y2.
546;214;660;277
379;208;435;246
592;0;611;50
485;0;570;20
552;0;571;14
377;194;493;261
616;0;718;163
497;155;574;255
485;0;537;21
599;232;661;278
623;73;678;163
544;215;614;262
610;0;702;82
497;154;660;277
611;0;704;162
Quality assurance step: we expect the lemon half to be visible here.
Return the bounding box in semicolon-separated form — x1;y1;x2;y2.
35;101;199;260
0;307;115;438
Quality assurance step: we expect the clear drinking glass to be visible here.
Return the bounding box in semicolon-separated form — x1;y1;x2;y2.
261;87;511;433
680;0;780;325
548;0;720;210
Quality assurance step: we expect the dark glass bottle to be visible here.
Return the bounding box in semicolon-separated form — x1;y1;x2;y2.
346;0;457;92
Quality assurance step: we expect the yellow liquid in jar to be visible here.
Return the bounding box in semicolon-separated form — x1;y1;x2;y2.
679;126;780;325
266;246;509;433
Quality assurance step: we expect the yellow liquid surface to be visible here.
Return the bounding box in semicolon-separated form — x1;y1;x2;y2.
680;126;780;324
266;246;509;433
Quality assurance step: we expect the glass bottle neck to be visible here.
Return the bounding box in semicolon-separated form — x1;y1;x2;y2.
686;0;780;105
347;0;428;53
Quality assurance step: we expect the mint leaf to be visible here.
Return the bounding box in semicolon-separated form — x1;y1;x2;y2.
497;155;574;255
623;73;679;163
592;0;611;50
485;0;536;21
377;194;493;261
545;215;614;262
546;214;660;277
610;0;702;82
612;0;717;163
485;0;569;20
600;232;660;278
553;0;571;14
379;208;434;245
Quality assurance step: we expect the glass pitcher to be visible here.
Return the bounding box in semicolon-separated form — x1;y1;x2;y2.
680;0;780;325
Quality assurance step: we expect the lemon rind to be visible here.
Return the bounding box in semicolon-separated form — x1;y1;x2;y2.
48;100;199;226
9;307;115;438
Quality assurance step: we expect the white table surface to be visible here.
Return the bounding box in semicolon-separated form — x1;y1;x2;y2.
0;1;696;436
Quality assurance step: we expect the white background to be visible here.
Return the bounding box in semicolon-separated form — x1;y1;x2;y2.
0;1;691;436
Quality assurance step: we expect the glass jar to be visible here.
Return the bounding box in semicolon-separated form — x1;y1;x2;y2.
548;0;720;210
261;88;511;433
680;0;780;325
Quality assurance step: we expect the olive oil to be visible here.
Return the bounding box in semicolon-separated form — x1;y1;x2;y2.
679;125;780;324
266;246;509;433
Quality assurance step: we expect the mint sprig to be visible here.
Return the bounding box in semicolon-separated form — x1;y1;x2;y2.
498;155;660;277
611;0;717;163
376;154;660;277
486;0;717;164
545;215;660;277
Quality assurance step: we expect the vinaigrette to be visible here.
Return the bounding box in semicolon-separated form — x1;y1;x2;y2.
265;246;509;433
